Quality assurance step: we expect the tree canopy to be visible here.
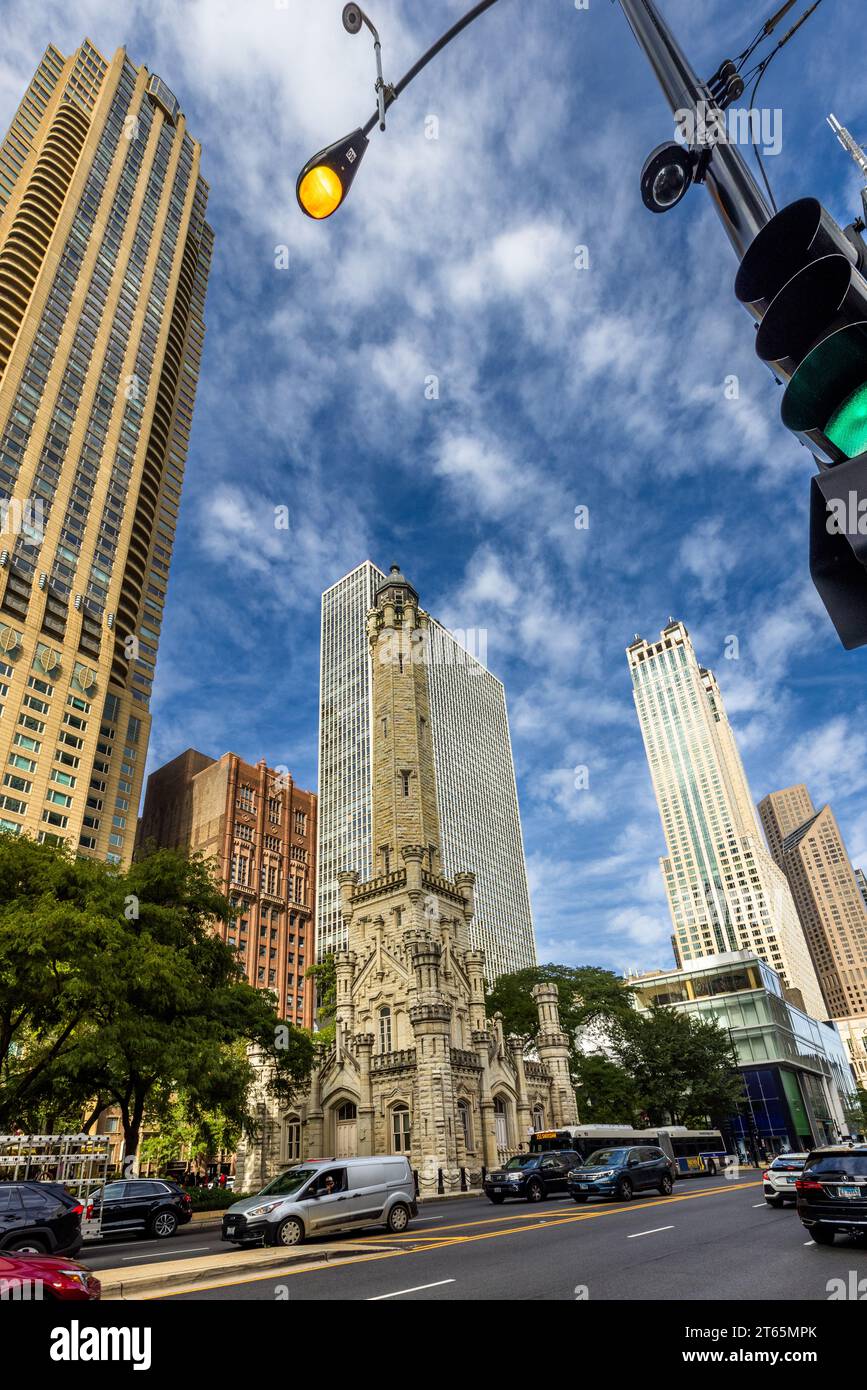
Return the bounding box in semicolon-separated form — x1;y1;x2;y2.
0;834;316;1162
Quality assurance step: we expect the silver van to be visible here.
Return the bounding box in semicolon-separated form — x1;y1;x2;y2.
221;1155;417;1247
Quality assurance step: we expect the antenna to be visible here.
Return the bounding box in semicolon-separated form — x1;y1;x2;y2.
828;113;867;224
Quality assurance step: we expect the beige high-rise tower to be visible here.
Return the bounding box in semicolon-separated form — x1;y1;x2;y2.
0;40;212;862
628;621;825;1019
758;786;867;1083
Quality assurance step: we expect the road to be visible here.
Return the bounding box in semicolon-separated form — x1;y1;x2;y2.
82;1174;866;1300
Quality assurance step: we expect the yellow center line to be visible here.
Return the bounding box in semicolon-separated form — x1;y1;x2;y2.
140;1179;761;1300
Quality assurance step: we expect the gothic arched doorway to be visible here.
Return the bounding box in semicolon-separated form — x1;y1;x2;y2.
493;1095;510;1151
335;1101;357;1158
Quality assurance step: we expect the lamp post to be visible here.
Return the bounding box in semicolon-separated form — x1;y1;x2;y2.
296;0;502;219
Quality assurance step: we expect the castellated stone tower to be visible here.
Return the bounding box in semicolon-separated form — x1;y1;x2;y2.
236;564;577;1194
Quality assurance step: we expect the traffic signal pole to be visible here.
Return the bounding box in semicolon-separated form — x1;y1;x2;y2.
615;0;772;258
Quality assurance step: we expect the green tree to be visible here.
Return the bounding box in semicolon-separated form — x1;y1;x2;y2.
843;1086;867;1138
485;963;633;1077
573;1053;641;1124
306;952;337;1044
0;838;316;1162
610;1005;744;1127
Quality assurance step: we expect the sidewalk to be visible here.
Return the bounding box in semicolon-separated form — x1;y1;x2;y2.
100;1240;396;1300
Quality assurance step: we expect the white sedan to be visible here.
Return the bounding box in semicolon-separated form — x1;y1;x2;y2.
763;1153;808;1206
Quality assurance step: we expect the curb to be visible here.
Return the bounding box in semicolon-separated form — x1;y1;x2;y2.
100;1242;394;1300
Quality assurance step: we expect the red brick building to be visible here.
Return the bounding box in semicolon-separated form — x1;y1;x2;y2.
138;749;316;1026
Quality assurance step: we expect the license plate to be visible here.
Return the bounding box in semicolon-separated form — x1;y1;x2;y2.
839;1186;860;1198
493;1186;502;1193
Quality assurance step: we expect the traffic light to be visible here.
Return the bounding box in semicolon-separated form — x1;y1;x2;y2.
735;197;867;649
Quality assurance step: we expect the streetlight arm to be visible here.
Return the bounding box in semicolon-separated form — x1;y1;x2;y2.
361;0;502;138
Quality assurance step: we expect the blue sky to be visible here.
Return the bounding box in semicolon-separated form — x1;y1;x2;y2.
3;0;867;976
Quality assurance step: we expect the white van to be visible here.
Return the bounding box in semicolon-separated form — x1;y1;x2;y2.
221;1155;417;1247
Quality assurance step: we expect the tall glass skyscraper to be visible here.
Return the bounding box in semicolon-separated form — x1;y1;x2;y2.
317;561;537;979
0;41;212;862
627;620;825;1020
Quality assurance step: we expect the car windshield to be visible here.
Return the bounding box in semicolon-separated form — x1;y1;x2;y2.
503;1156;538;1170
257;1167;315;1197
584;1149;628;1167
805;1154;867;1178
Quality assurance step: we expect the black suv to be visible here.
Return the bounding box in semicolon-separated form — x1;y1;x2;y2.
484;1151;581;1203
0;1182;83;1256
796;1144;867;1245
86;1178;193;1240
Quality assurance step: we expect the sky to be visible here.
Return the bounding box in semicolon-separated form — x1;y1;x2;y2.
2;0;866;978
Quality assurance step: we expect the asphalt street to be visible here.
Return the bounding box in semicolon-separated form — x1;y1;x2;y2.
84;1174;866;1301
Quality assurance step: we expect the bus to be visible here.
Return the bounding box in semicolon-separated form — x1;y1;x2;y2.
528;1124;731;1176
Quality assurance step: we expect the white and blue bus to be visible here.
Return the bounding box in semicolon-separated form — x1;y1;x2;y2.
528;1124;731;1176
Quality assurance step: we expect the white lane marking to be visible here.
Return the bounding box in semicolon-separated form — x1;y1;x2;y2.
627;1225;675;1239
753;1202;769;1208
368;1278;456;1300
804;1240;815;1247
122;1246;211;1261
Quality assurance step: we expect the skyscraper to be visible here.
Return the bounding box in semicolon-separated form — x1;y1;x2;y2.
627;620;825;1019
317;561;536;979
138;749;316;1027
758;785;867;1030
0;41;212;862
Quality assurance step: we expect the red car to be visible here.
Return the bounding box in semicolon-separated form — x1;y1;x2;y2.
0;1252;101;1301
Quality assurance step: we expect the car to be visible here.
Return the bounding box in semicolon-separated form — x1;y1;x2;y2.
0;1251;100;1301
567;1145;676;1202
85;1178;192;1241
796;1143;867;1245
222;1156;417;1247
0;1182;84;1256
484;1150;581;1204
762;1152;808;1206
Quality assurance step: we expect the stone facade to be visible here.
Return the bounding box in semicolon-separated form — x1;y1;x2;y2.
236;566;576;1195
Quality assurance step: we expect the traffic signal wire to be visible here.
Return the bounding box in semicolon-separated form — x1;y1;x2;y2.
739;0;828;216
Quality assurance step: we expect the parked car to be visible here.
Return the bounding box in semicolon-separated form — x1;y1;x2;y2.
484;1151;581;1204
0;1182;83;1256
0;1250;100;1301
796;1144;867;1245
567;1145;675;1202
763;1152;808;1207
85;1178;192;1240
222;1156;417;1247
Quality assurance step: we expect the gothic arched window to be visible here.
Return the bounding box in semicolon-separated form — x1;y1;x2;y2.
379;1006;392;1053
392;1104;411;1152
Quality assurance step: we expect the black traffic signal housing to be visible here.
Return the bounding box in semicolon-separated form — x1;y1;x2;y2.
735;197;867;649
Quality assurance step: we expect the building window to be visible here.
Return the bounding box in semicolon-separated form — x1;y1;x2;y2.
493;1096;509;1150
401;771;410;796
379;1006;392;1053
532;1104;545;1132
391;1104;411;1153
458;1099;473;1153
285;1116;301;1163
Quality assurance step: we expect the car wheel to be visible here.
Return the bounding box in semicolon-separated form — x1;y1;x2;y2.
616;1177;634;1202
6;1237;47;1254
765;1195;784;1208
659;1174;673;1196
386;1202;411;1234
571;1194;587;1203
273;1216;304;1247
487;1194;505;1205
526;1181;545;1203
150;1210;178;1239
811;1226;836;1246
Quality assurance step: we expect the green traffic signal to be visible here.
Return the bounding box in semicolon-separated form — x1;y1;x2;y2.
826;380;867;458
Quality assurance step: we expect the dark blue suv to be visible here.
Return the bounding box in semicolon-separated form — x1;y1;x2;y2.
567;1145;675;1203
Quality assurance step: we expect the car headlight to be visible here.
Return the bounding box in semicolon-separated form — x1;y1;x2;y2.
507;1173;523;1182
591;1171;614;1180
55;1270;90;1287
242;1201;284;1219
